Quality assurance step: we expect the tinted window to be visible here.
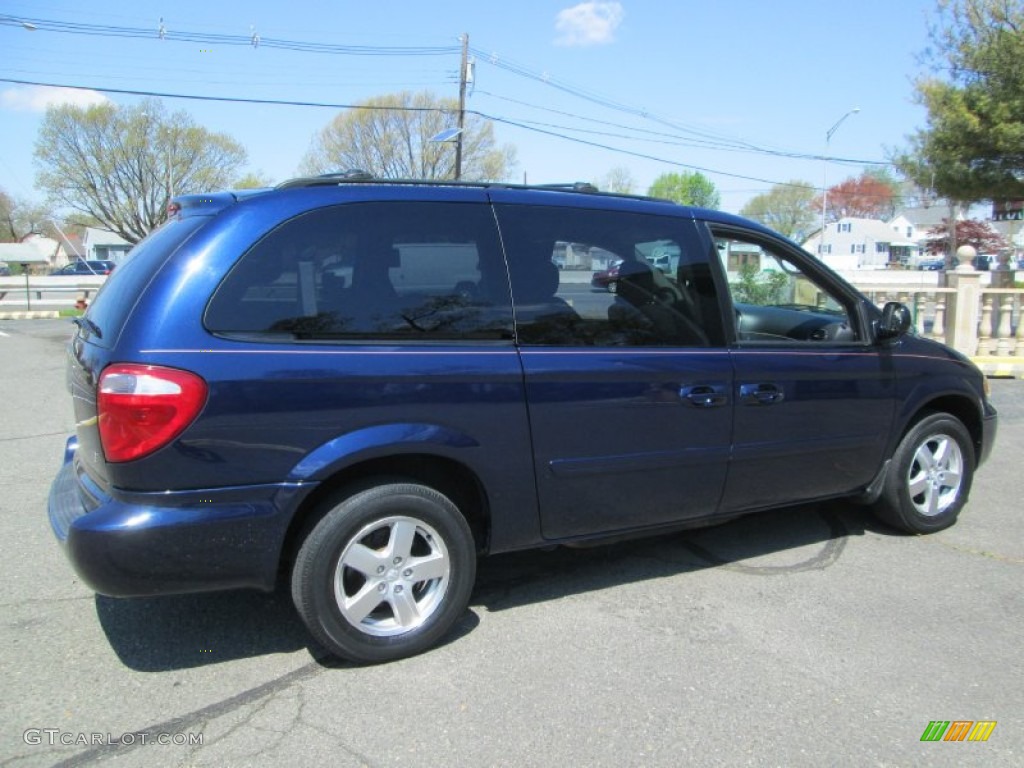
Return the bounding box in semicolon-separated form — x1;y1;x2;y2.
712;229;860;343
83;216;205;348
495;205;723;347
205;202;513;341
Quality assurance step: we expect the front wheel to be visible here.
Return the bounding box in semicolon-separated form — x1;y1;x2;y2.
871;414;974;533
291;483;476;663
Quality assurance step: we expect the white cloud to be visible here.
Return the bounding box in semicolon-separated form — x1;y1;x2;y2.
555;2;624;47
0;85;109;112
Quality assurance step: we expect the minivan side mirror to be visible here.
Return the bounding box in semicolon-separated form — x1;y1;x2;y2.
878;301;912;340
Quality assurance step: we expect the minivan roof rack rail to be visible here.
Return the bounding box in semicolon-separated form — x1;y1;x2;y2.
533;182;600;194
277;173;612;197
277;170;376;189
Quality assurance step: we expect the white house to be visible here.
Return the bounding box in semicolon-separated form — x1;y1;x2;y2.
802;217;919;271
83;227;132;263
0;234;60;272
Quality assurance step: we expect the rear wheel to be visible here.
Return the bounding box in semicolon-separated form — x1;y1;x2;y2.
292;482;476;663
871;413;974;533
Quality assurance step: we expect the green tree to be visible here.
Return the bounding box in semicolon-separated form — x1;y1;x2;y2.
895;0;1024;202
299;91;516;182
740;181;817;241
35;98;247;243
233;171;275;189
731;262;789;305
647;171;720;208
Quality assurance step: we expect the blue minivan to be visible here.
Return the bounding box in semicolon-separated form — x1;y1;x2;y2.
49;176;997;662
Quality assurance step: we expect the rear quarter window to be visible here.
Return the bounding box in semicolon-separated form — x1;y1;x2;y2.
83;217;206;347
205;201;513;341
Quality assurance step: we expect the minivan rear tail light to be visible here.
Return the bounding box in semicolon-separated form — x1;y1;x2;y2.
97;364;208;463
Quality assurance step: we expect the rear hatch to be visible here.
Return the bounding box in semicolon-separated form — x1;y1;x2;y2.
68;214;209;490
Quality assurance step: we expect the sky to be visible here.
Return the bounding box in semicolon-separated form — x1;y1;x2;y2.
0;0;944;216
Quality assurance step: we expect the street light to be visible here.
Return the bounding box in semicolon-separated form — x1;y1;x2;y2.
820;107;860;258
428;128;464;180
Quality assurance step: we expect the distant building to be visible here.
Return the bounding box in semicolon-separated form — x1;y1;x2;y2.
83;228;132;263
992;200;1023;222
888;205;965;250
990;201;1024;259
0;234;60;272
802;217;918;270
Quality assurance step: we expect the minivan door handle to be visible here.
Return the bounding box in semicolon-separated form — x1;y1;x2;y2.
739;382;785;405
679;384;729;408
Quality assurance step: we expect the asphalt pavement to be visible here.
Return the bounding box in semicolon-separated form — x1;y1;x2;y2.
1;318;1021;767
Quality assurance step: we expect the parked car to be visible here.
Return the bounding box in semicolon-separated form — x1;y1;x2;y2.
917;257;963;271
0;262;10;277
49;259;115;276
48;175;998;663
591;259;623;291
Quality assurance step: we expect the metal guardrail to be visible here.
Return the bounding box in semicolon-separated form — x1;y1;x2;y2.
0;276;107;308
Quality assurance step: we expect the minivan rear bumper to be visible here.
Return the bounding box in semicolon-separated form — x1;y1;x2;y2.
48;438;314;597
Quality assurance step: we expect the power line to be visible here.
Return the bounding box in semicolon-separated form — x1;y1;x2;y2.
0;77;452;112
475;94;887;167
471;49;894;171
475;112;815;189
2;11;893;179
470;46;768;152
0;76;884;192
0;13;459;56
4;11;884;169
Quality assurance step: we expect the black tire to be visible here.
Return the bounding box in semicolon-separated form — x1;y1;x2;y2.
291;482;476;663
871;413;974;534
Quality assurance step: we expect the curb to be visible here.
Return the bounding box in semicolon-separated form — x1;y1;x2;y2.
0;311;62;320
971;356;1024;379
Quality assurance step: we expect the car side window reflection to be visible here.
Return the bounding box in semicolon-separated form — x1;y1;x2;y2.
495;205;725;347
205;202;514;341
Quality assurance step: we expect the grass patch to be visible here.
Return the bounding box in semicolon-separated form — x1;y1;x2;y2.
58;308;84;317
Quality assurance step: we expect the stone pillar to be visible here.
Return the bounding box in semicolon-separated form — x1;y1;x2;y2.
945;268;982;357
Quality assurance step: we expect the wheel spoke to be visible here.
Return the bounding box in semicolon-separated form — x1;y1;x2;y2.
407;550;449;582
942;468;962;489
343;542;385;577
913;442;937;471
389;588;421;628
908;472;929;498
343;583;385;624
925;485;940;517
932;437;951;468
388;519;418;561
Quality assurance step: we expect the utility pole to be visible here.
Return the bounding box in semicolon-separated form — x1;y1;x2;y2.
455;33;468;181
